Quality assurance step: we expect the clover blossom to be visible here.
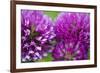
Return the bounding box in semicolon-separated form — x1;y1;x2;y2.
21;10;55;62
52;12;90;60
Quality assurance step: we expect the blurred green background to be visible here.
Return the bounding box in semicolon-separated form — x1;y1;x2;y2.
44;11;59;21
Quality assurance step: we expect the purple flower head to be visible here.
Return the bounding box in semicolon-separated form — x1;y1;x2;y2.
21;10;55;62
53;12;90;61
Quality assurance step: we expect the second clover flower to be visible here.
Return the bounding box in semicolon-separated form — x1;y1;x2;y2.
52;12;90;61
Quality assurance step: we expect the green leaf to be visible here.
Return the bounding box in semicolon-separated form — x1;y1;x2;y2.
88;49;90;59
37;53;53;62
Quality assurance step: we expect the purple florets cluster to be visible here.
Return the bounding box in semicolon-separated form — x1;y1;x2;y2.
53;12;90;60
21;10;90;62
21;10;55;62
